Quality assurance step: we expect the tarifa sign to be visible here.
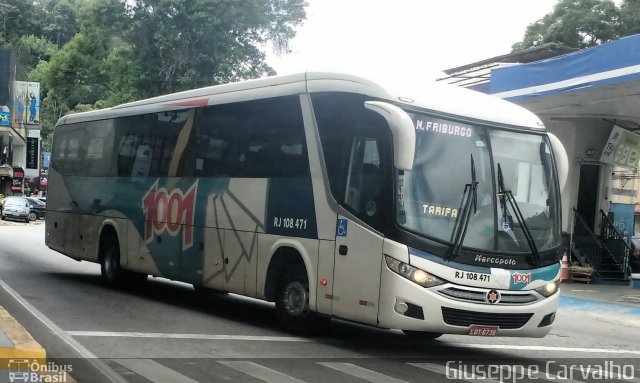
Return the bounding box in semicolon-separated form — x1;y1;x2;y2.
601;125;640;169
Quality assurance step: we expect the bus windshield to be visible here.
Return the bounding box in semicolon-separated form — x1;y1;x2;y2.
397;112;561;254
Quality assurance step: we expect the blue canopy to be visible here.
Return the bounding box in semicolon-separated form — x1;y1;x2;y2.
489;34;640;101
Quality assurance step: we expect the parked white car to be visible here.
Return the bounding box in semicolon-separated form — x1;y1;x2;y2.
1;197;31;223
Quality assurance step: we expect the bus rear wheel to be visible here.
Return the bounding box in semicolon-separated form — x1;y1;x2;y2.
402;330;443;340
275;269;326;334
100;240;147;286
100;241;123;285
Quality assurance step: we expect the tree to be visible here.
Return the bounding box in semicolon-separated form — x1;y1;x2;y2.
9;35;58;70
619;0;640;37
0;0;41;44
31;0;307;135
125;0;306;93
512;0;621;52
34;0;79;48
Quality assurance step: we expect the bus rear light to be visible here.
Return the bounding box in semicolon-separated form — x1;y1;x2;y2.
320;279;328;286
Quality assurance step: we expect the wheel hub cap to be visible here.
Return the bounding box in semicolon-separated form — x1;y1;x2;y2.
283;281;307;317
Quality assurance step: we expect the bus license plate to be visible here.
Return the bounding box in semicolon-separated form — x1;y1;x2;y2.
468;325;498;337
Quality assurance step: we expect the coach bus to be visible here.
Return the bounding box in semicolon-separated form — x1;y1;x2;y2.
46;72;568;338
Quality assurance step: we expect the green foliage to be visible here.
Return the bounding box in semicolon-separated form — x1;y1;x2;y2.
9;0;306;136
39;0;79;47
619;0;640;37
9;35;58;69
512;0;631;52
0;0;42;44
124;0;303;93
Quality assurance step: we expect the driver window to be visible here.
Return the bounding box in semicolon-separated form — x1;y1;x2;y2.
345;136;382;226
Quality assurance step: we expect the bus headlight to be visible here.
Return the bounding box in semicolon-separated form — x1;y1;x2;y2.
534;280;560;297
384;255;445;288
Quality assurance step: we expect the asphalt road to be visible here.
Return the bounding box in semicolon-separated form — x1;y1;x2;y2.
1;223;639;383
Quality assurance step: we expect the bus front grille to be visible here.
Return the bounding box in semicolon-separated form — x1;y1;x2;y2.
438;287;539;305
441;307;533;329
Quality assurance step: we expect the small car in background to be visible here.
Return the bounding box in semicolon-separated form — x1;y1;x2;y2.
1;197;30;223
26;197;46;220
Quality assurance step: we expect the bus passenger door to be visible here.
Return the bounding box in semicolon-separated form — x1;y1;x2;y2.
331;136;385;326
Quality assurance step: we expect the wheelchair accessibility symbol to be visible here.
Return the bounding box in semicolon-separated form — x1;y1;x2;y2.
336;219;348;237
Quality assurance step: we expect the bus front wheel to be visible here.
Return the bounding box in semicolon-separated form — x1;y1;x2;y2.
276;269;326;334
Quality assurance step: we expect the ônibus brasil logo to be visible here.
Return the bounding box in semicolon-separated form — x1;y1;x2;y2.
142;180;198;250
512;272;532;285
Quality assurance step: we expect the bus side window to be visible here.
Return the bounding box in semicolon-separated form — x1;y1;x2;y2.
194;96;308;178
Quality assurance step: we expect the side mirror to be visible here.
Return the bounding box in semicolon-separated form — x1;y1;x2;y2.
364;101;415;171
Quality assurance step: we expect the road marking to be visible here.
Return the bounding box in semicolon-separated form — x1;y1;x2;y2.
67;331;310;342
318;362;408;383
410;363;502;383
462;343;640;356
0;278;128;383
115;359;199;383
66;331;640;356
219;361;306;383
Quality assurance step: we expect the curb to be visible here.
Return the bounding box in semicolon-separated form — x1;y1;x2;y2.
0;305;46;368
0;306;77;382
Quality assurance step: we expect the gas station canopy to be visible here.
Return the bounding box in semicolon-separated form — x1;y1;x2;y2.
487;34;640;125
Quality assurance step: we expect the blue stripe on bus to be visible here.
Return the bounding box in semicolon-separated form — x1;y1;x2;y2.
509;262;560;290
409;247;492;273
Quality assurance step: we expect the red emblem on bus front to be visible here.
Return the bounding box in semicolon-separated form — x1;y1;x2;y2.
142;180;198;250
486;290;500;304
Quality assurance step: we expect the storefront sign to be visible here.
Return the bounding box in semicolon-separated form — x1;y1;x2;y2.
40;151;49;189
601;125;640;169
26;137;38;169
11;167;24;192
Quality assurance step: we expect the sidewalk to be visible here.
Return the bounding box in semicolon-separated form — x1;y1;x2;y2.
0;306;46;380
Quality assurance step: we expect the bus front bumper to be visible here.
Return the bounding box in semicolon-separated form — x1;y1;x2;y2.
378;265;559;338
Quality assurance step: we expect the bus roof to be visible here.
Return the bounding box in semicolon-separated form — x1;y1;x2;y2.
57;71;544;131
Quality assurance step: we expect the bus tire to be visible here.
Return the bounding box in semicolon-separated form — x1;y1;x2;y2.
100;233;147;286
100;240;124;286
402;330;443;340
275;268;325;334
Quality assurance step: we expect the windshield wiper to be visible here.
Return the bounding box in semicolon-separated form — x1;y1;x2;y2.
447;154;478;260
497;163;540;266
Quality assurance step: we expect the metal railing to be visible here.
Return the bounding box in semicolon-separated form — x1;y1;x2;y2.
599;210;631;277
571;208;603;272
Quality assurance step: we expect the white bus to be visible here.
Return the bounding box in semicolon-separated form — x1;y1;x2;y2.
46;72;568;338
